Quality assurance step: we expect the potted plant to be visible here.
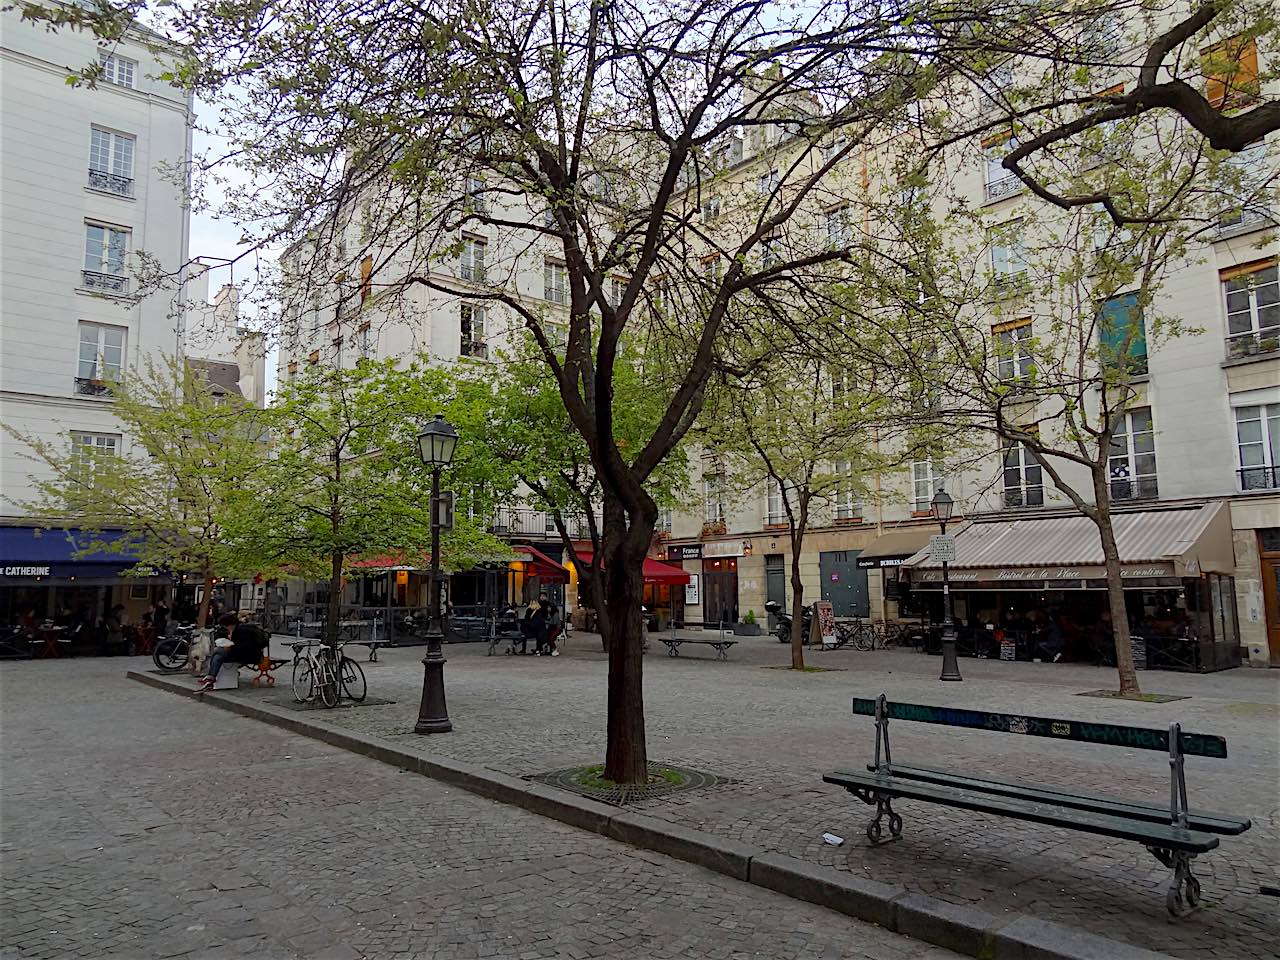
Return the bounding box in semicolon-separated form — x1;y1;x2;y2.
1260;336;1279;355
701;519;727;537
734;609;763;636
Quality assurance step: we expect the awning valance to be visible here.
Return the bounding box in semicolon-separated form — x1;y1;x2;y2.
512;544;570;583
571;552;691;585
900;502;1234;585
856;527;934;568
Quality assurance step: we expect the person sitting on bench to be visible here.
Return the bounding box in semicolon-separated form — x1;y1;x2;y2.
196;613;268;692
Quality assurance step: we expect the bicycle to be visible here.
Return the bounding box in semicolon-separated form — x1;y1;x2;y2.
152;625;198;673
290;640;366;707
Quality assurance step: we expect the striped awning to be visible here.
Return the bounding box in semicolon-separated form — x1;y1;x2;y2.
900;502;1234;581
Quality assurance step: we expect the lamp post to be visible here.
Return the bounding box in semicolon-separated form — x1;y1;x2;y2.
930;490;963;682
415;414;458;734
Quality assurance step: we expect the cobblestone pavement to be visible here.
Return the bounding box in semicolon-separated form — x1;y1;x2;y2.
243;634;1276;960
0;660;961;960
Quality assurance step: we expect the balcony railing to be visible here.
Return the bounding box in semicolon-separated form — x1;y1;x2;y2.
460;339;489;359
459;262;486;282
74;377;113;397
81;270;128;294
984;175;1021;202
489;505;600;540
87;168;133;197
1225;329;1280;361
1239;465;1280;490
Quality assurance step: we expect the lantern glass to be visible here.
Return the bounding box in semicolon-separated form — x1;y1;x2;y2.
417;415;459;467
929;490;954;522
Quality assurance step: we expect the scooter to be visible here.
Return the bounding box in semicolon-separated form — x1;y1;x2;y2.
764;600;811;644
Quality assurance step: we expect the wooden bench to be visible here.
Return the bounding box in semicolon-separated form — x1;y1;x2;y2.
824;694;1250;918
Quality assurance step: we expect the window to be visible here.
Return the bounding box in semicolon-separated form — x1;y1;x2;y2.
1219;141;1269;232
88;127;134;196
459;236;486;282
993;318;1033;382
1092;14;1124;56
1108;408;1158;500
989;227;1025;282
834;461;862;521
356;322;374;360
98;51;136;88
606;275;627;309
76;322;125;394
544;260;568;304
656;506;673;533
460;303;488;359
911;459;944;512
703;472;726;523
826;207;851;249
831;366;852;408
1235;403;1280;489
765;478;785;525
71;431;119;484
464;174;487;214
1001;441;1043;507
1202;34;1259;110
822;135;847;165
1098;292;1148;375
1223;260;1279;358
83;223;129;293
758;169;779;196
980;62;1014;113
761;234;781;268
703;195;722;221
982;131;1020;201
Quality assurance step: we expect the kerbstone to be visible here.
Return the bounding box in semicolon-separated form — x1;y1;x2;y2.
749;851;902;930
607;812;755;881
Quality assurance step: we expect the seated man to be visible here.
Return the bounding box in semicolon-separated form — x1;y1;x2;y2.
195;613;268;692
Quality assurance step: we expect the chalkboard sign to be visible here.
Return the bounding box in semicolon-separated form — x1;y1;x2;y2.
851;697;1228;758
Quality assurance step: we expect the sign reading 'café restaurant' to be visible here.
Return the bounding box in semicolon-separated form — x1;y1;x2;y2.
907;563;1179;586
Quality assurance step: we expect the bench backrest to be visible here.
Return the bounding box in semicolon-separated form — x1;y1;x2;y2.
852;698;1228;759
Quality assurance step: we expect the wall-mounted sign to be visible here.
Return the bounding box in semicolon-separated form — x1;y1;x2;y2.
2;565;51;577
856;556;907;569
908;562;1176;584
684;574;700;605
666;544;703;561
702;540;743;558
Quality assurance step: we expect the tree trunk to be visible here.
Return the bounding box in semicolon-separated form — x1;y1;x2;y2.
601;495;654;785
1093;474;1140;695
195;569;214;630
788;540;806;671
326;549;343;650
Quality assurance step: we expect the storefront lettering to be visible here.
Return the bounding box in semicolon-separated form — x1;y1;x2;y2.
1121;567;1169;578
2;565;51;577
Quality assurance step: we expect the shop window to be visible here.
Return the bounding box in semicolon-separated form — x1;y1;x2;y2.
993;317;1033;382
1108;407;1158;500
1222;259;1278;359
1002;440;1043;507
1202;34;1259;110
1234;402;1279;489
1098;291;1148;375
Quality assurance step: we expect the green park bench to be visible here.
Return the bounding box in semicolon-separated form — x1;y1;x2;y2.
824;694;1251;918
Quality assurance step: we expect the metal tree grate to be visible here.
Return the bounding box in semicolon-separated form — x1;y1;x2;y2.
527;762;735;806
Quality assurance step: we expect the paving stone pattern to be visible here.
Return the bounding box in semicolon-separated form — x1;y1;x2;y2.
0;660;959;960
272;637;1278;960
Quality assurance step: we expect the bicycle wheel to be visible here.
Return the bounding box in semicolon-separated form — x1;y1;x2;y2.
340;656;367;702
291;659;315;702
853;626;875;652
153;638;189;673
316;653;339;708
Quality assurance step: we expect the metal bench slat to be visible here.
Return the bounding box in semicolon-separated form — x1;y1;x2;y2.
869;763;1251;835
823;771;1219;853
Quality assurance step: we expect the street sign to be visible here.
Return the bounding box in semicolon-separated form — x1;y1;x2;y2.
929;534;956;563
437;490;455;532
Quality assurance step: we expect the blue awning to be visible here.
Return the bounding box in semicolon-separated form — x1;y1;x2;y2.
0;526;136;565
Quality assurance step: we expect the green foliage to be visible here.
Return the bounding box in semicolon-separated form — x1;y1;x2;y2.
744;609;756;625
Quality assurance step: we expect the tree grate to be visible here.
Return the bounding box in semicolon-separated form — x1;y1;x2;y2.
527;762;735;806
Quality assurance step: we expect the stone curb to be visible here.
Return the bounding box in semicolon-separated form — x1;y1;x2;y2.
127;670;1173;960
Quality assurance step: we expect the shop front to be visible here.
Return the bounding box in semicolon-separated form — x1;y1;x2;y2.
899;503;1242;672
570;551;690;629
856;526;934;621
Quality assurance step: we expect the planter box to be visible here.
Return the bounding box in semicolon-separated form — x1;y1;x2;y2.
732;623;763;636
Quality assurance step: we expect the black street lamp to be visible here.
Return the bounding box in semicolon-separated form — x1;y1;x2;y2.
414;414;459;734
930;490;963;683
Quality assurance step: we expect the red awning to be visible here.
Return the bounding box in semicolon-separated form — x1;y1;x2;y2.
512;544;569;583
572;552;691;585
347;552;429;571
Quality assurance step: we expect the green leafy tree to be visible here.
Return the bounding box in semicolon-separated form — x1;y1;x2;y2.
5;358;270;628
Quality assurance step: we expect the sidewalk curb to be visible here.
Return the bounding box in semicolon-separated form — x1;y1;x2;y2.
127;670;1172;960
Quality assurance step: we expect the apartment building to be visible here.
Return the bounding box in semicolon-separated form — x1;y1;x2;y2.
658;29;1278;670
0;10;263;626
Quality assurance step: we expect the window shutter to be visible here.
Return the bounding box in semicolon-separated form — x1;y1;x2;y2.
1203;35;1259;109
359;256;373;303
1219;256;1277;282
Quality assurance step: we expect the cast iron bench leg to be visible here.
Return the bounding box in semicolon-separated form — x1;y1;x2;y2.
848;786;903;845
1147;846;1202;917
667;641;679;657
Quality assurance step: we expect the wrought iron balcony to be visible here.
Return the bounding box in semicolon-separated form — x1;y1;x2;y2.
984;175;1021;202
460;339;489;359
87;168;134;197
1225;329;1280;361
81;270;128;294
1239;465;1279;490
489;505;599;540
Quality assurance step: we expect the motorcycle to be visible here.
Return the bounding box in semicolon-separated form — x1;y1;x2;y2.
764;600;811;644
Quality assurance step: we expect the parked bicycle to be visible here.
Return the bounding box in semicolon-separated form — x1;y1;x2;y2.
290;640;366;707
152;625;199;673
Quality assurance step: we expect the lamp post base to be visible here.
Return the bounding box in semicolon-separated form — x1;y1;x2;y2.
939;631;963;682
414;641;452;734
